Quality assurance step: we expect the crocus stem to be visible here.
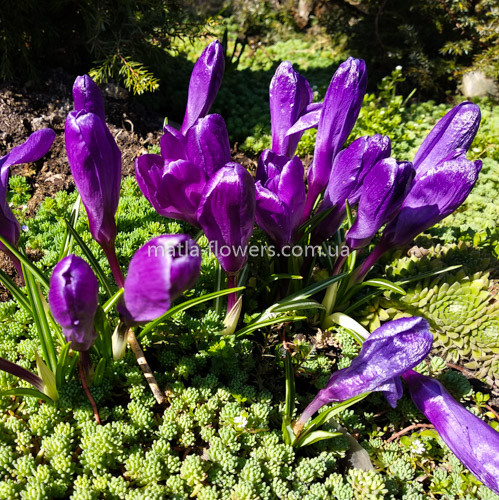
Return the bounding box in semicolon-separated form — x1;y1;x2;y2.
332;252;347;276
351;242;389;284
301;185;320;224
227;272;238;313
127;329;165;405
78;357;101;425
102;243;125;289
293;393;324;435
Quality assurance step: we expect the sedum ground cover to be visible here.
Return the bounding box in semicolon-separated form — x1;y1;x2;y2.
0;23;497;500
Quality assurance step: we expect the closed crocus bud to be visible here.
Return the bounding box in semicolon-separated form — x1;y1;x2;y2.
181;40;225;134
413;101;481;178
346;159;414;250
304;57;367;220
197;163;256;274
48;255;99;351
0;129;55;274
72;75;106;120
312;135;391;244
402;370;499;494
269;61;314;158
295;317;432;430
119;235;201;324
255;150;305;249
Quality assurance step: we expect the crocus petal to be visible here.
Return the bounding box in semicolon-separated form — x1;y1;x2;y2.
119;235;201;324
135;155;206;227
346;159;414;250
305;58;367;212
311;135;390;244
1;128;56;170
72;75;106;121
413;102;481;178
403;370;499;494
181;40;225;134
160;124;186;160
269;61;313;157
186;114;231;177
285;102;322;137
197;163;256;273
381;151;482;247
256;149;287;186
65;111;121;247
48;255;99;351
298;317;433;424
0;128;55;258
255;185;290;249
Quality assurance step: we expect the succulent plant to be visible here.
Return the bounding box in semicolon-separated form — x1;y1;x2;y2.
356;242;499;384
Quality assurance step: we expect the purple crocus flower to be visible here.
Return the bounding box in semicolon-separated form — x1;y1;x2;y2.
345;158;414;250
255;150;305;249
0;128;55;275
269;61;319;158
197;163;256;275
180;40;225;135
303;57;367;221
402;370;499;494
356;150;482;280
119;235;201;324
413;101;481;179
136;114;231;226
295;317;432;431
48;255;99;351
65;75;124;287
312;135;391;244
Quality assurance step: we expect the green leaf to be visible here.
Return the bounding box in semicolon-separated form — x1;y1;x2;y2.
235;315;307;338
55;342;71;387
272;299;324;313
395;265;462;284
324;312;369;342
0;236;49;288
298;205;335;239
294;430;342;448
23;263;58;372
102;288;124;313
93;358;106;386
0;268;31;314
64;220;114;298
137;287;245;339
282;420;295;446
58;195;81;260
361;278;406;294
35;352;58;402
284;351;295;423
0;388;53;404
93;306;112;359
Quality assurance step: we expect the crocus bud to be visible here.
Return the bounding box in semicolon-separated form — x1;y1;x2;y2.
402;370;499;494
119;235;201;324
72;75;106;121
65;110;121;249
346;159;414;250
181;40;225;134
304;57;367;219
48;255;99;351
255;150;305;249
381;150;482;249
312;135;391;244
0;129;55;273
413;101;481;178
269;61;314;157
197;163;256;273
295;317;432;428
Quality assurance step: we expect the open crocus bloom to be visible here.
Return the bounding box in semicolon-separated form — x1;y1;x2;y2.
295;317;433;429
